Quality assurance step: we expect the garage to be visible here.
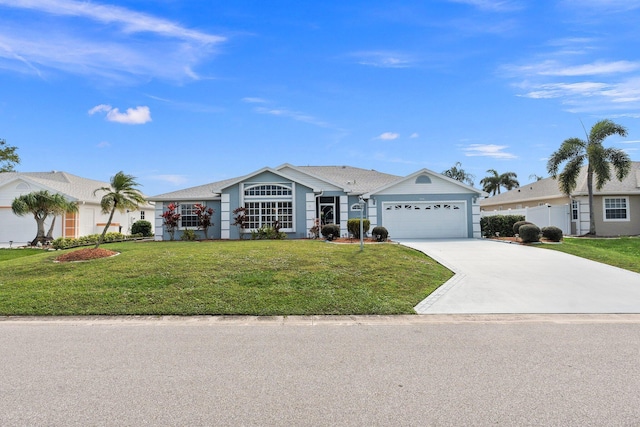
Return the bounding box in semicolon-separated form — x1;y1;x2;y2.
0;208;41;245
382;201;467;239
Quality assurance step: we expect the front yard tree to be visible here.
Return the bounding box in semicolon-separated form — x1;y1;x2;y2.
94;171;146;248
547;119;630;236
442;162;475;186
11;190;77;246
1;138;20;172
194;203;214;239
161;203;181;240
480;169;520;195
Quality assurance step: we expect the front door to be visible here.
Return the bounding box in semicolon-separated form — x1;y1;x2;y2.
320;203;335;225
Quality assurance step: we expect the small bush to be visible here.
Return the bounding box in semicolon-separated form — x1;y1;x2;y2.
181;229;196;241
52;232;128;250
321;224;340;241
513;220;533;235
131;220;153;237
480;215;525;238
250;225;287;240
372;226;389;242
519;224;541;243
347;218;371;239
541;226;563;242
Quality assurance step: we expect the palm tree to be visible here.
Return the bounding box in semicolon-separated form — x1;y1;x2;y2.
442;162;475;186
480;169;501;195
11;190;77;246
46;198;78;241
94;171;146;248
547;119;630;236
480;169;520;195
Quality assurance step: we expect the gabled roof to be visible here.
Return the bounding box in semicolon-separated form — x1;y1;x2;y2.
0;171;153;206
281;164;400;194
149;167;322;201
364;167;486;198
480;161;640;206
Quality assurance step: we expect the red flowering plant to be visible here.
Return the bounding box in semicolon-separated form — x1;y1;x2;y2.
194;203;214;239
161;203;181;241
232;207;248;239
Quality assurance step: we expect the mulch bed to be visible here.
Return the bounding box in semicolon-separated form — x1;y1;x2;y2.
55;248;118;262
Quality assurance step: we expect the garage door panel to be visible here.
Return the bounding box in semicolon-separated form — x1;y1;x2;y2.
382;202;467;239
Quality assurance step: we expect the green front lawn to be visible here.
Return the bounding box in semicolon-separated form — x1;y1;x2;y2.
540;236;640;273
0;240;452;316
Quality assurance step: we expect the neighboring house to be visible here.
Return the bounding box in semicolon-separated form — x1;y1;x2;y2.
149;164;486;240
480;162;640;236
0;171;155;245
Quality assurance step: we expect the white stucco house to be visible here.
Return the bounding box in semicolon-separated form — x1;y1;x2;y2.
0;171;154;246
149;164;487;240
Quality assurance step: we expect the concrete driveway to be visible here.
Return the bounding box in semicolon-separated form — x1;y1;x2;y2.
399;239;640;314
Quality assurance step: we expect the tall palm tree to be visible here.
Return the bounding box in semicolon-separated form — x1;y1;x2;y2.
547;119;630;235
480;169;501;195
499;171;519;191
11;190;77;246
94;171;146;248
480;169;520;195
46;198;78;241
442;162;475;186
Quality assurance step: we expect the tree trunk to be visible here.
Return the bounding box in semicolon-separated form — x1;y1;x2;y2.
46;216;57;243
587;165;596;235
31;213;48;246
96;207;117;249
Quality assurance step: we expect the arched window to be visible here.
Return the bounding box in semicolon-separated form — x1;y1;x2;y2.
415;175;431;184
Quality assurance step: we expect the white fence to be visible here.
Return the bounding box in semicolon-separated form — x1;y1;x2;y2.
480;204;571;235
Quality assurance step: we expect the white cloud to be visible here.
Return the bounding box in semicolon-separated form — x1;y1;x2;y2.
376;132;400;140
89;104;152;125
253;106;330;128
0;0;225;82
463;144;517;159
242;97;268;104
96;141;111;148
410;133;419;138
509;60;640;77
350;51;414;68
447;0;524;12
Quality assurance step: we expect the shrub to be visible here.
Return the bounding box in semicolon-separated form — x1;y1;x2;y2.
371;226;389;242
162;203;181;241
321;224;340;241
347;218;371;239
131;220;153;237
513;220;533;235
194;203;214;239
181;229;196;241
480;215;525;238
519;224;541;243
52;232;128;250
250;225;286;240
541;226;563;242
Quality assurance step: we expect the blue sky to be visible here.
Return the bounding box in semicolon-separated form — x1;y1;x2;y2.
1;0;639;197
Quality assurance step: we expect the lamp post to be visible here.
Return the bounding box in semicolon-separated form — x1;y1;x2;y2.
359;196;364;251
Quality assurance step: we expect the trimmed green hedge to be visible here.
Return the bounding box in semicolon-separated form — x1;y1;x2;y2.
52;232;141;249
347;218;371;239
480;215;526;238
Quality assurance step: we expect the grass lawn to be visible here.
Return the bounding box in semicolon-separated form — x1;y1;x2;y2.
0;240;452;316
539;236;640;273
0;248;44;262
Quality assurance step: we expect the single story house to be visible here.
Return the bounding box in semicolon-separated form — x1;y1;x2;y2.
0;171;155;245
149;164;486;240
480;162;640;236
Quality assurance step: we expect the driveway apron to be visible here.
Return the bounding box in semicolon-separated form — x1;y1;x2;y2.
399;239;640;314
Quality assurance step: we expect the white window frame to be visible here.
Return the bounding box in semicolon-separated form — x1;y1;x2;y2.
179;202;200;229
603;197;630;222
241;183;295;232
571;200;579;221
140;211;145;220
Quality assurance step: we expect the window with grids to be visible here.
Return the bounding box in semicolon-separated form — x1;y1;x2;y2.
604;198;628;220
180;203;199;228
571;200;579;221
140;211;145;220
243;184;294;231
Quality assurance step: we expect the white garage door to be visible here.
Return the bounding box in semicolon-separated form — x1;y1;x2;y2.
383;202;467;239
0;208;39;244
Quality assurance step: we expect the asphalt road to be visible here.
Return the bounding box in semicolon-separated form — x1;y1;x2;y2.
2;315;640;426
